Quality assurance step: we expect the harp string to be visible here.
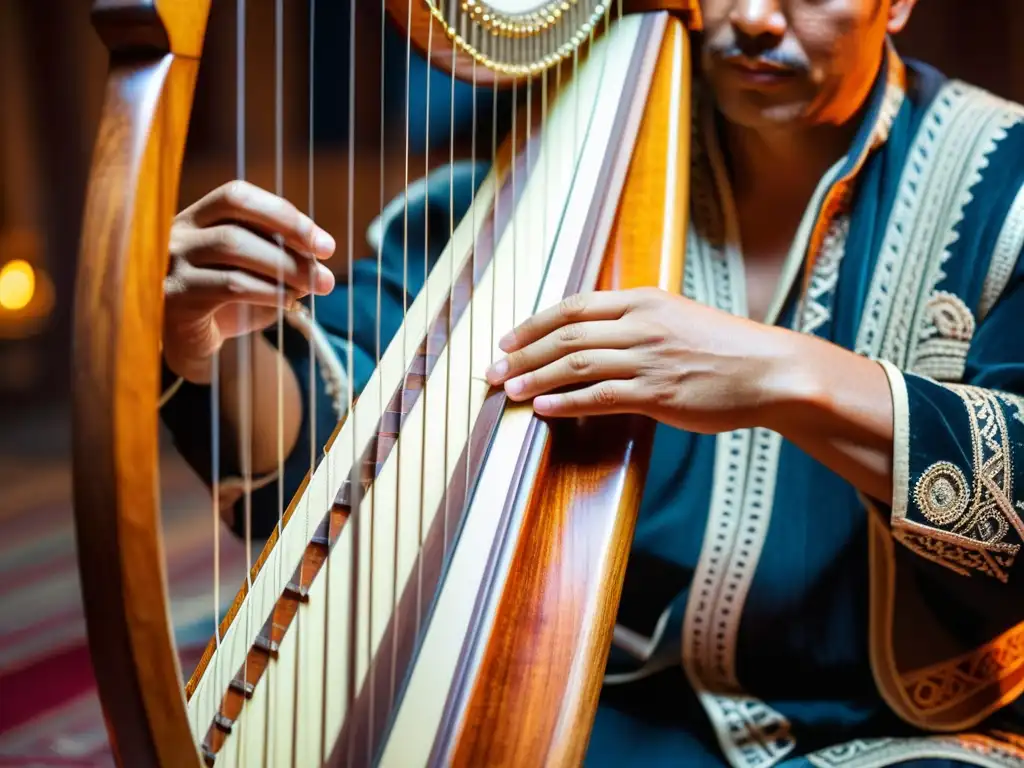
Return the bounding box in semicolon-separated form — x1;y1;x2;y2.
234;0;254;758
445;21;458;564
416;3;436;644
466;55;477;513
526;65;532;328
308;0;333;762
275;0;284;544
273;0;287;762
393;0;414;714
345;0;359;762
511;77;517;343
489;81;497;416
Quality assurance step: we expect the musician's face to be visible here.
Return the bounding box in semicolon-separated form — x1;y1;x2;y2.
698;0;917;130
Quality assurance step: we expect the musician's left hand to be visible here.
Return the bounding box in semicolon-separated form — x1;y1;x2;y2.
484;287;806;433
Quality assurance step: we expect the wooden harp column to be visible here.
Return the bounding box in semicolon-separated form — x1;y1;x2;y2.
71;1;701;765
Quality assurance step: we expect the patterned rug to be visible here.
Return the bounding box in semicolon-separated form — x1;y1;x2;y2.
0;405;250;766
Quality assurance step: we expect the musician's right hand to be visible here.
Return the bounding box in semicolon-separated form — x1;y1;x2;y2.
163;181;337;384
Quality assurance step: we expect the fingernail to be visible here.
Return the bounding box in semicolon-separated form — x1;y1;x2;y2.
314;229;336;256
498;331;516;351
534;395;555;413
316;263;335;293
487;358;508;382
505;376;523;396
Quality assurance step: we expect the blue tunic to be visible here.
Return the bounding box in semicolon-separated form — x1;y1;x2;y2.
161;43;1024;766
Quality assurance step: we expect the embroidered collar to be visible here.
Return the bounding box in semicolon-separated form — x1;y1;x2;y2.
688;39;909;325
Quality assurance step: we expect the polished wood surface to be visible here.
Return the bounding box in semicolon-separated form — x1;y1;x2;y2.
443;15;692;766
72;2;697;765
72;1;210;766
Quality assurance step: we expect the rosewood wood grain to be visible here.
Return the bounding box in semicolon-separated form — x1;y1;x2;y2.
72;2;211;766
438;14;693;767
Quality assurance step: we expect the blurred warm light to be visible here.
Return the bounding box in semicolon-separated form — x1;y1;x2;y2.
0;259;36;311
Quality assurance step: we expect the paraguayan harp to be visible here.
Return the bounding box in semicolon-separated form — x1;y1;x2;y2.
71;0;701;765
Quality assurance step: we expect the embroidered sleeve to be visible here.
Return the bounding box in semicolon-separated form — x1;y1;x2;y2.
878;252;1024;586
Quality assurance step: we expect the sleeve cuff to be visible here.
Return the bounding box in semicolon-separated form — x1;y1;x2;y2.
874;358;1023;583
876;357;911;524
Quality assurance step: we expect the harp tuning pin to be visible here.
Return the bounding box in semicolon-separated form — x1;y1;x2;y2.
212;713;235;734
254;633;280;657
284;581;311;602
229;677;256;699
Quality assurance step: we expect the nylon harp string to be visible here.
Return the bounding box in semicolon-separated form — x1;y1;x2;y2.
309;2;331;763
369;0;388;754
272;0;287;762
445;1;458;575
345;0;360;762
392;0;414;717
416;0;437;646
235;0;255;760
466;21;478;515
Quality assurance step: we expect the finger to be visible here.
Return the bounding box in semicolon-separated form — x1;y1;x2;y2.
485;319;643;385
502;349;638;401
185;225;335;295
532;380;642;418
498;291;630;352
213;304;282;340
175;268;300;311
182;180;336;259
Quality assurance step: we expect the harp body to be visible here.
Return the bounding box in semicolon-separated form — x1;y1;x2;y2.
72;1;700;765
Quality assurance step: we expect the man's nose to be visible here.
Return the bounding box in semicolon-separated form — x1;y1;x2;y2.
729;0;786;48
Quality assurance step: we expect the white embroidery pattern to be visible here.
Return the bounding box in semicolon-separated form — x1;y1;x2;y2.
799;215;851;335
680;111;795;768
894;385;1023;583
909;291;976;381
854;81;1024;586
979;182;1024;322
856;82;1024;364
807;735;1024;768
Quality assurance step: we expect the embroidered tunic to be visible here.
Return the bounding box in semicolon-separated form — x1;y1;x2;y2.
161;45;1024;767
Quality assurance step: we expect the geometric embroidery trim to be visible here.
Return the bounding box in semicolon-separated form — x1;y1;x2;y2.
896;384;1023;582
798;215;850;336
856;81;1024;365
909;291;976;382
979;182;1024;322
679;104;795;768
896;621;1024;716
807;734;1024;768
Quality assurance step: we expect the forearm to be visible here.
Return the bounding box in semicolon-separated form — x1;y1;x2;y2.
759;329;895;505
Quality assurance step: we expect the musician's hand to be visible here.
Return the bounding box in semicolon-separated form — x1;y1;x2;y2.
163;181;337;383
484;287;806;433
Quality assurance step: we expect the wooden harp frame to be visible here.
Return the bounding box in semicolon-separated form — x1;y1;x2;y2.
71;1;701;765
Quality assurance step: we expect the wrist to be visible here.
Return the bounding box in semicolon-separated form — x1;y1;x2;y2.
749;327;832;434
164;347;214;385
162;317;223;385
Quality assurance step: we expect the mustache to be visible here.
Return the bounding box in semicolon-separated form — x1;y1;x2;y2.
706;43;809;74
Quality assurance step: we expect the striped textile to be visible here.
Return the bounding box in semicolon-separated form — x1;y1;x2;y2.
0;411;249;767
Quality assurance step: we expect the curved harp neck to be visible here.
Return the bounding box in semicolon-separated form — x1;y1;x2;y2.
73;1;212;766
91;0;211;57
